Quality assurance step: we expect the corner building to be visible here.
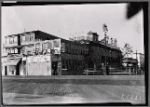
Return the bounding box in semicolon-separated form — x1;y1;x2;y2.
2;30;122;76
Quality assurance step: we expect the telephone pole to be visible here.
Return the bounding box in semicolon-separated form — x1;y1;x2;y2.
103;24;108;67
103;24;109;75
133;50;142;74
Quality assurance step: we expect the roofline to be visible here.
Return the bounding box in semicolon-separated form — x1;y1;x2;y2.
89;41;122;52
4;30;122;53
5;30;39;37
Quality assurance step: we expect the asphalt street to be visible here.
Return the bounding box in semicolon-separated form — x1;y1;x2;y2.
2;75;145;105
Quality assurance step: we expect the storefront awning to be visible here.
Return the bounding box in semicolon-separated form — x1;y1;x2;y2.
3;59;20;66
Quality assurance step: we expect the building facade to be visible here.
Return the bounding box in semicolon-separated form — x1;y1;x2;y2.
122;58;138;74
2;30;122;76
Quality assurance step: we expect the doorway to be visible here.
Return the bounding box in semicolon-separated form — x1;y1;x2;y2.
5;66;7;75
52;62;58;75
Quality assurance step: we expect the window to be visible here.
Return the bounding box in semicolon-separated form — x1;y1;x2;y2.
35;43;40;52
43;43;48;50
102;56;105;63
66;43;68;53
68;44;70;53
14;48;18;53
6;49;10;53
7;37;9;44
10;48;14;53
25;34;30;42
30;33;35;41
5;37;7;44
62;60;66;68
9;37;13;44
22;35;25;42
61;43;65;52
49;41;53;49
53;40;60;47
13;36;17;43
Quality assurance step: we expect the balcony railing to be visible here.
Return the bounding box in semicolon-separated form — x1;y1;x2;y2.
3;43;18;48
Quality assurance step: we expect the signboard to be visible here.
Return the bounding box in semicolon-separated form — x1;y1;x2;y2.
27;55;50;63
53;39;61;54
27;54;51;76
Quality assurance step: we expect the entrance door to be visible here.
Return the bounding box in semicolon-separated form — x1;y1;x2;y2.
16;65;19;75
5;66;7;75
52;62;58;75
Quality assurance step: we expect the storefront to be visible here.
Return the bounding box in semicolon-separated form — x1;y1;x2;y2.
26;54;52;76
3;59;21;76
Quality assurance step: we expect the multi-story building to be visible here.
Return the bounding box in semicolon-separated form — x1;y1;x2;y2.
2;30;122;76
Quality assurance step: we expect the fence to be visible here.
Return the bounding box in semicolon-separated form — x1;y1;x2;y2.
83;67;144;75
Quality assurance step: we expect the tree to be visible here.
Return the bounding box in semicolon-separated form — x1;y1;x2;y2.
121;43;133;58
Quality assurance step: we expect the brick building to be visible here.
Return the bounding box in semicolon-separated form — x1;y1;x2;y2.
2;30;122;76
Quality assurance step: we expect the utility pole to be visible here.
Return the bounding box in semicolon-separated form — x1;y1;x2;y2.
103;24;108;67
133;50;141;75
103;24;108;75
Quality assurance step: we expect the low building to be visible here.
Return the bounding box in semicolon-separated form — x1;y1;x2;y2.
122;58;138;74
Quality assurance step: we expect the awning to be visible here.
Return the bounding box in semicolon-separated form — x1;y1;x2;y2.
3;59;20;66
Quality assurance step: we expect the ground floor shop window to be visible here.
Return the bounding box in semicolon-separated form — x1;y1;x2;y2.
62;60;67;69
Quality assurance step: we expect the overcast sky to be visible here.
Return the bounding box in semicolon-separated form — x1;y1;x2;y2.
2;3;144;57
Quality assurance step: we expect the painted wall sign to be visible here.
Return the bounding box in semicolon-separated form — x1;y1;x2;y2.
27;55;50;63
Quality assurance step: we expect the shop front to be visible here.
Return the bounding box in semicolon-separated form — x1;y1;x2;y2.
3;59;21;76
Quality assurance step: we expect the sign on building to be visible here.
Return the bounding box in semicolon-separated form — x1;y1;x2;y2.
53;39;61;54
27;55;51;76
27;55;50;63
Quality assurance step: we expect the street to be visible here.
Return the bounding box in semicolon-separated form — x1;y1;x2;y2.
2;75;145;105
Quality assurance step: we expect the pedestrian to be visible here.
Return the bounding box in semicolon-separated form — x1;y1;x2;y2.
52;64;57;75
106;63;109;75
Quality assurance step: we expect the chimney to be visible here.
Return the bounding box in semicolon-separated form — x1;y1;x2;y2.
87;31;99;42
93;33;99;42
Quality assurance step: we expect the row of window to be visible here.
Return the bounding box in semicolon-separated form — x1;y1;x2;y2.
65;43;88;55
62;60;84;70
101;56;120;63
21;33;35;42
22;41;87;55
42;42;54;50
6;48;18;54
21;42;60;55
5;36;18;44
5;33;35;44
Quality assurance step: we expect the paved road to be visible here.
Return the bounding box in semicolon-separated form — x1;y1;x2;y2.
2;75;145;105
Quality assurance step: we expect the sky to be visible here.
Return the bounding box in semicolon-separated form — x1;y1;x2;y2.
2;3;144;58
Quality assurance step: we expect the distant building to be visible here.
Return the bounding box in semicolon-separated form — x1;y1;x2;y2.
122;57;138;74
2;30;122;76
139;54;145;71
